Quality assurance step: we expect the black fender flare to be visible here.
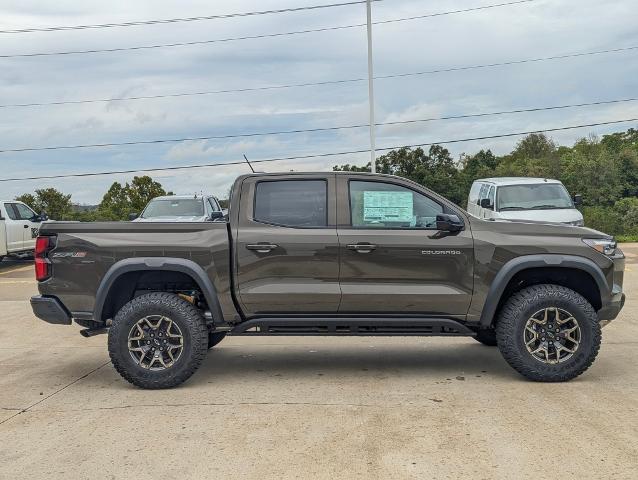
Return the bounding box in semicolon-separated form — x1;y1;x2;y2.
479;254;610;327
94;257;224;324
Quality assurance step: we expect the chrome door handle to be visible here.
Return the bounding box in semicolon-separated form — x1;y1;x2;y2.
347;243;377;253
246;243;278;253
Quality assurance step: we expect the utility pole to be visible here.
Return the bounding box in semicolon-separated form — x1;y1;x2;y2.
366;0;376;173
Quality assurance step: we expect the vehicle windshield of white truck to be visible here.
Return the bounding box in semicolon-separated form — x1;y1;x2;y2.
498;184;574;211
142;199;204;218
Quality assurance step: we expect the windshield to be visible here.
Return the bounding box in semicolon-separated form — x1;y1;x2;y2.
497;184;574;211
142;199;204;218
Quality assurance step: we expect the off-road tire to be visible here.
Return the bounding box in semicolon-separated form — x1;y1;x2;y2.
208;332;227;349
496;284;601;382
108;292;208;389
474;328;497;346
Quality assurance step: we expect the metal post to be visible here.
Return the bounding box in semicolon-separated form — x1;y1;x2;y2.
366;0;376;173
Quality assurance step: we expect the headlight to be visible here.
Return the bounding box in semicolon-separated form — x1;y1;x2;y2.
583;238;617;256
566;219;584;227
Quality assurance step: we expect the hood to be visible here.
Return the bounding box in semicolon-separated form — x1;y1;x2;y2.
496;208;583;224
133;215;209;223
470;215;610;240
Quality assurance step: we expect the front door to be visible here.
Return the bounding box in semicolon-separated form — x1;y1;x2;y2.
13;202;39;249
3;203;29;252
336;177;474;316
235;175;341;315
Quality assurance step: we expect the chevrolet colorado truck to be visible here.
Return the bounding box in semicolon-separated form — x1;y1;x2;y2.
30;172;625;389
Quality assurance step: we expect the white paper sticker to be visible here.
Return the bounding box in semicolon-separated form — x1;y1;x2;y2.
363;191;413;222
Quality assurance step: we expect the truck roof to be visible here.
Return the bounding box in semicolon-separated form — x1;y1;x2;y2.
475;177;564;186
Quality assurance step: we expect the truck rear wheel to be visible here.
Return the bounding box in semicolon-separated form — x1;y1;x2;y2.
108;293;208;389
496;284;601;382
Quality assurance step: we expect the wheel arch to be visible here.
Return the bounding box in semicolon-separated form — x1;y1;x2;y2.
94;258;224;324
479;255;609;327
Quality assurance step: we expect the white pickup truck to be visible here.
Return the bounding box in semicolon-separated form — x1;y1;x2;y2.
0;201;45;261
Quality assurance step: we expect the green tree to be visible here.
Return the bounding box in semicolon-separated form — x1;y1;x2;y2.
335;146;464;204
560;138;623;206
126;176;167;213
98;182;130;220
15;193;36;210
16;188;72;220
97;176;167;220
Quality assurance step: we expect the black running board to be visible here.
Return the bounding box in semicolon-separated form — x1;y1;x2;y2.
229;317;474;337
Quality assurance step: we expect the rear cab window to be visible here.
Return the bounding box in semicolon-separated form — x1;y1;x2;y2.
254;180;328;228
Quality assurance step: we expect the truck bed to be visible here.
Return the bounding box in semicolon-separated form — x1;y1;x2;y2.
39;221;233;319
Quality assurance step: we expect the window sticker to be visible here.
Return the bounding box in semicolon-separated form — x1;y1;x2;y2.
363;191;413;222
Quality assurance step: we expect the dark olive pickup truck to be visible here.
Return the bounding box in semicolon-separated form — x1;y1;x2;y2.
30;172;625;388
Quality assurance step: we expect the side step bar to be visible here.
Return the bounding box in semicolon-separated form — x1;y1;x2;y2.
229;317;475;337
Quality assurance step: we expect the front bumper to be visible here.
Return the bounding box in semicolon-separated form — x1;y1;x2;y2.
598;289;625;322
30;295;72;325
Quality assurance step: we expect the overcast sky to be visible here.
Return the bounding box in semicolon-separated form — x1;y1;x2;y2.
1;0;637;204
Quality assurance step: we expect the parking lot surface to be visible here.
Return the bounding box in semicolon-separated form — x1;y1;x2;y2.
1;250;637;479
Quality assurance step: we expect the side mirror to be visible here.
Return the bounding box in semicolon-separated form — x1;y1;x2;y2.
128;213;139;221
33;211;48;222
209;211;225;221
573;194;583;206
480;198;494;210
436;214;464;232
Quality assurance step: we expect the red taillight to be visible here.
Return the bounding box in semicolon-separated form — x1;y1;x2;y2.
34;236;55;282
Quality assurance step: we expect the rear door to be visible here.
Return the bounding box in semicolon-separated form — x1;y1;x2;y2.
336;175;474;315
234;174;340;315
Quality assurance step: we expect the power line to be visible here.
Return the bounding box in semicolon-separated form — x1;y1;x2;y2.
376;46;638;80
0;1;380;34
3;44;636;109
2;117;636;182
0;1;537;58
2;97;637;154
0;24;363;59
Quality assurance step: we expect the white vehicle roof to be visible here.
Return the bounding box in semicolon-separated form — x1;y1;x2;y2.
474;177;564;186
150;195;215;201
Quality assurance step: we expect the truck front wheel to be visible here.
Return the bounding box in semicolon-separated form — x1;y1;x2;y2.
108;293;208;389
496;284;601;382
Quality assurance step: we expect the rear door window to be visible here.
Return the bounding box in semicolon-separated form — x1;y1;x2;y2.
254;180;327;228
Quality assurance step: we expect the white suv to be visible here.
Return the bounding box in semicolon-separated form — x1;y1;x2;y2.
0;201;45;261
467;177;584;226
